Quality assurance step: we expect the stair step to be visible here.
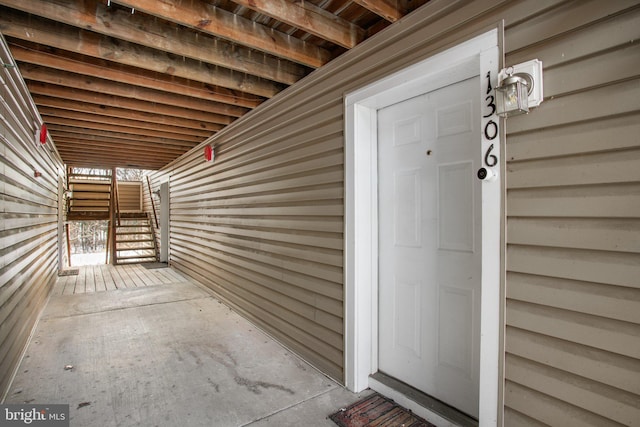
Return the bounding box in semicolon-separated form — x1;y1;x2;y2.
116;231;152;235
116;239;154;243
118;213;149;219
116;259;157;265
116;255;157;261
116;246;155;251
115;260;157;265
117;248;156;258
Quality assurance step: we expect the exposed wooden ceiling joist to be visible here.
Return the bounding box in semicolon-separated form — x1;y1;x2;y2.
231;0;365;48
48;126;197;149
28;83;235;125
111;0;333;67
9;41;260;110
352;0;405;22
35;97;227;133
0;0;428;170
0;7;283;98
0;0;309;85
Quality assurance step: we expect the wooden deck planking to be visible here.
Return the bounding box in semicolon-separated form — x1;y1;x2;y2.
61;274;76;296
115;264;135;288
84;266;95;293
53;275;68;296
129;264;158;286
100;265;118;291
76;267;87;294
93;265;107;292
122;264;147;287
153;267;182;283
108;264;128;289
54;264;186;295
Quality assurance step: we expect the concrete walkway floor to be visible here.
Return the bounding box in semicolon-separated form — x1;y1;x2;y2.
5;275;371;426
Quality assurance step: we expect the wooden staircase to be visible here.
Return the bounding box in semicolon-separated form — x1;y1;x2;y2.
66;169;159;265
67;173;112;221
114;212;158;264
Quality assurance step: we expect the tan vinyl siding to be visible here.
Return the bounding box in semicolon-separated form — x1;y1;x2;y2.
0;35;64;398
503;2;640;425
159;111;346;379
152;1;640;422
117;181;142;212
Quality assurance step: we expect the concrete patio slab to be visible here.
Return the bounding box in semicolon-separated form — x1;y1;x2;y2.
6;279;363;426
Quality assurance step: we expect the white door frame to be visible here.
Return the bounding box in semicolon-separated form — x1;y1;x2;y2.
344;29;502;426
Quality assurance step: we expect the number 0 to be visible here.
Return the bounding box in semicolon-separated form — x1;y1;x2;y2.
484;120;498;140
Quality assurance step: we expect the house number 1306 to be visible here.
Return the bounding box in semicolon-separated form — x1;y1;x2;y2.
483;71;498;167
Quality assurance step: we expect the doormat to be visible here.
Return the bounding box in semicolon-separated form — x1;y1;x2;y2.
329;393;435;427
142;262;168;269
58;268;79;276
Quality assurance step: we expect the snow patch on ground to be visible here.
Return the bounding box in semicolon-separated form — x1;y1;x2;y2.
71;252;106;266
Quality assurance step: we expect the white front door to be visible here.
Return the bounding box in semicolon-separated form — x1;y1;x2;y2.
378;76;481;417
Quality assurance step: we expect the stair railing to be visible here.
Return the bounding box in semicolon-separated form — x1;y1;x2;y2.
113;171;121;227
146;176;159;229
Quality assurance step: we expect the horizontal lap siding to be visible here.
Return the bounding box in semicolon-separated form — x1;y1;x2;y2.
0;35;64;398
165;103;346;379
504;2;640;425
151;0;525;385
153;2;640;418
117;182;142;212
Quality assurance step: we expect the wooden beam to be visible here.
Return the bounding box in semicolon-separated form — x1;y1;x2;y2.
52;134;193;153
41;116;206;143
54;139;187;157
17;63;251;117
1;0;309;85
58;143;183;160
55;147;189;168
39;107;215;138
54;138;199;158
111;0;333;68
351;0;405;22
33;94;231;130
27;81;237;125
233;0;365;48
0;7;283;97
46;125;198;148
56;149;172;169
9;42;259;111
55;147;186;166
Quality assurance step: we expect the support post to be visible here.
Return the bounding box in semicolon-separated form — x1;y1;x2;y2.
110;168;117;265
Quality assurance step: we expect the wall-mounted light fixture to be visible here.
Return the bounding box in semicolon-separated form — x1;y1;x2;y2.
496;72;531;117
496;59;543;118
